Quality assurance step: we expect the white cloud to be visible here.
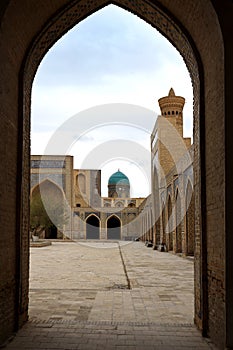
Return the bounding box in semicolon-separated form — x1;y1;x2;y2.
31;4;193;197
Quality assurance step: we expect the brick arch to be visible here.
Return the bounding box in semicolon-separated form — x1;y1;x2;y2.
0;1;230;348
30;179;67;238
76;173;86;194
175;188;182;254
30;177;65;199
167;194;173;251
115;201;124;208
23;1;199;87
86;214;100;239
185;180;194;256
107;214;121;240
31;178;66;213
161;200;166;244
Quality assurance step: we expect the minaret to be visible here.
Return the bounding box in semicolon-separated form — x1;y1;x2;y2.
151;88;190;176
158;88;185;137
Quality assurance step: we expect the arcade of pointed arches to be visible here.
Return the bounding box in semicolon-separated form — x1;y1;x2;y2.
84;213;122;240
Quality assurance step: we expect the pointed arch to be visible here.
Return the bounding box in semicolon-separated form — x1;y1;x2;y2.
107;215;121;240
186;180;194;255
115;201;124;208
86;214;100;239
161;200;166;244
175;189;182;253
30;179;66;239
30;177;65;199
167;195;173;251
76;173;86;194
31;178;65;207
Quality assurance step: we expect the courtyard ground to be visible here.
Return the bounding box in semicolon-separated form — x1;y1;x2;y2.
4;241;217;349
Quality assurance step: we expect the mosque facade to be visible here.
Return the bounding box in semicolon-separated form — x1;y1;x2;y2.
30;158;146;241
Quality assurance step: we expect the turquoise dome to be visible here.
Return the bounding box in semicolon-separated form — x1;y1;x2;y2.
108;170;130;186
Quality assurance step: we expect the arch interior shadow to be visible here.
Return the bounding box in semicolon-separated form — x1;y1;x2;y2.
86;215;100;239
107;216;121;240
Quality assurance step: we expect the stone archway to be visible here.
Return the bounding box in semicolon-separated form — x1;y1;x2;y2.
0;1;231;349
31;179;66;239
167;195;173;251
185;181;194;256
86;215;100;239
107;215;121;240
161;203;166;244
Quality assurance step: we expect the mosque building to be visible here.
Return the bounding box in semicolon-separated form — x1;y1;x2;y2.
30;157;145;241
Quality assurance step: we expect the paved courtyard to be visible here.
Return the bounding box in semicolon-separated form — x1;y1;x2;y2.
4;241;217;349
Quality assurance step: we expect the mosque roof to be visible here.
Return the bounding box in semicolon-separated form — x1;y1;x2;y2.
108;170;130;186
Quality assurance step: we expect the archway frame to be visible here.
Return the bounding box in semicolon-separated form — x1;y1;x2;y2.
30;178;69;237
22;0;202;328
185;179;194;256
30;177;66;199
10;0;226;347
106;214;122;225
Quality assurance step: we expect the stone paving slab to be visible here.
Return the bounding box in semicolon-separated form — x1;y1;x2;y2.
29;242;194;324
4;320;218;350
3;241;218;349
29;242;127;290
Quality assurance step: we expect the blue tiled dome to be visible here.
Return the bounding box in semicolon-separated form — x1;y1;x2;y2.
108;170;129;186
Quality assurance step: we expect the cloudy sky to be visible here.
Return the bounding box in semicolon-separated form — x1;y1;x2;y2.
31;4;193;197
